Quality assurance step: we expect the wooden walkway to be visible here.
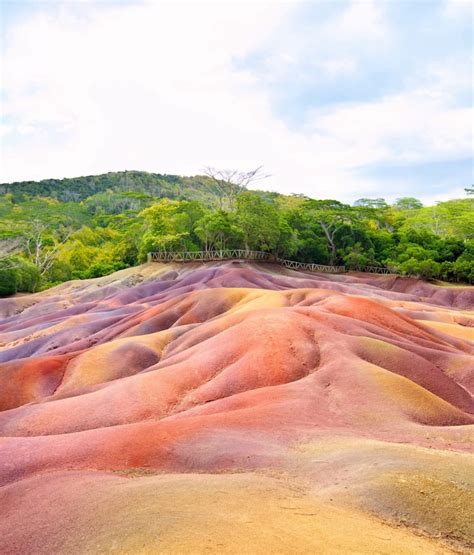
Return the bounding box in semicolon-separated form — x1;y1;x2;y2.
147;249;391;275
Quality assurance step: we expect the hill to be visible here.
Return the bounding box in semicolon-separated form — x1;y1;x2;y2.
0;262;472;553
0;171;473;295
0;170;239;204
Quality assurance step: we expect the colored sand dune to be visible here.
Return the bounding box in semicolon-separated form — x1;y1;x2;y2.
0;261;473;554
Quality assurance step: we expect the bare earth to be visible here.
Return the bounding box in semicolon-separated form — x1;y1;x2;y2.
0;262;473;554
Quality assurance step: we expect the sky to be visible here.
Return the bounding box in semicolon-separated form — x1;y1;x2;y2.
0;0;472;204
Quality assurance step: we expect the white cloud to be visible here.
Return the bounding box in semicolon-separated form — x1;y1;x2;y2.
320;57;357;76
443;0;473;18
320;0;387;42
0;0;471;204
308;86;471;164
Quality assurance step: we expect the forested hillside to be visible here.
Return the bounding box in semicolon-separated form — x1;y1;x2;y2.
0;170;472;294
0;171;234;204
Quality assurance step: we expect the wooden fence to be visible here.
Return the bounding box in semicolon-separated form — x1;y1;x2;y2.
147;249;392;275
276;258;345;273
148;250;270;263
347;265;392;274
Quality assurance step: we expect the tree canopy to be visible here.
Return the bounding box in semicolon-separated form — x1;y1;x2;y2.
0;173;473;294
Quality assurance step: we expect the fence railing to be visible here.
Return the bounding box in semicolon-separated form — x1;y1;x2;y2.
148;249;271;262
276;258;346;273
347;264;392;274
148;249;393;275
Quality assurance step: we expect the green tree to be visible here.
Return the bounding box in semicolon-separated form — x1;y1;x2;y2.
398;258;441;280
0;258;18;295
353;198;388;209
395;197;423;210
236;193;281;252
0;256;40;295
194;211;242;251
139;199;196;259
305;200;355;265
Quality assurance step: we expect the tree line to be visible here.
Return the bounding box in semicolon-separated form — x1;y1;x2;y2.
0;172;473;295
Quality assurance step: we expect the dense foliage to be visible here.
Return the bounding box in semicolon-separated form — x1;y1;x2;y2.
0;171;249;205
0;171;472;295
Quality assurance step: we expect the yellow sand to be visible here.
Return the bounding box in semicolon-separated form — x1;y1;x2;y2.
10;471;455;555
420;320;473;341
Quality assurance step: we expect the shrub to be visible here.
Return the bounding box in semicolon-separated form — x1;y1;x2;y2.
0;261;17;296
0;257;40;295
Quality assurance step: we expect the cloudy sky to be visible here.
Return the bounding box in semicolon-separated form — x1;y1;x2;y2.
0;0;472;203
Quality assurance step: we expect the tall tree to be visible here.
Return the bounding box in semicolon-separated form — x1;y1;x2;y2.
23;221;71;277
305;200;355;265
236;192;280;252
395;197;423;210
139;199;197;257
194;211;242;251
201;166;269;211
353;198;388;209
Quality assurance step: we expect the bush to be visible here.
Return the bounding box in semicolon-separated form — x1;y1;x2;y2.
15;259;40;292
84;261;126;278
47;260;73;283
452;259;474;284
0;257;40;296
0;261;18;296
398;258;441;280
